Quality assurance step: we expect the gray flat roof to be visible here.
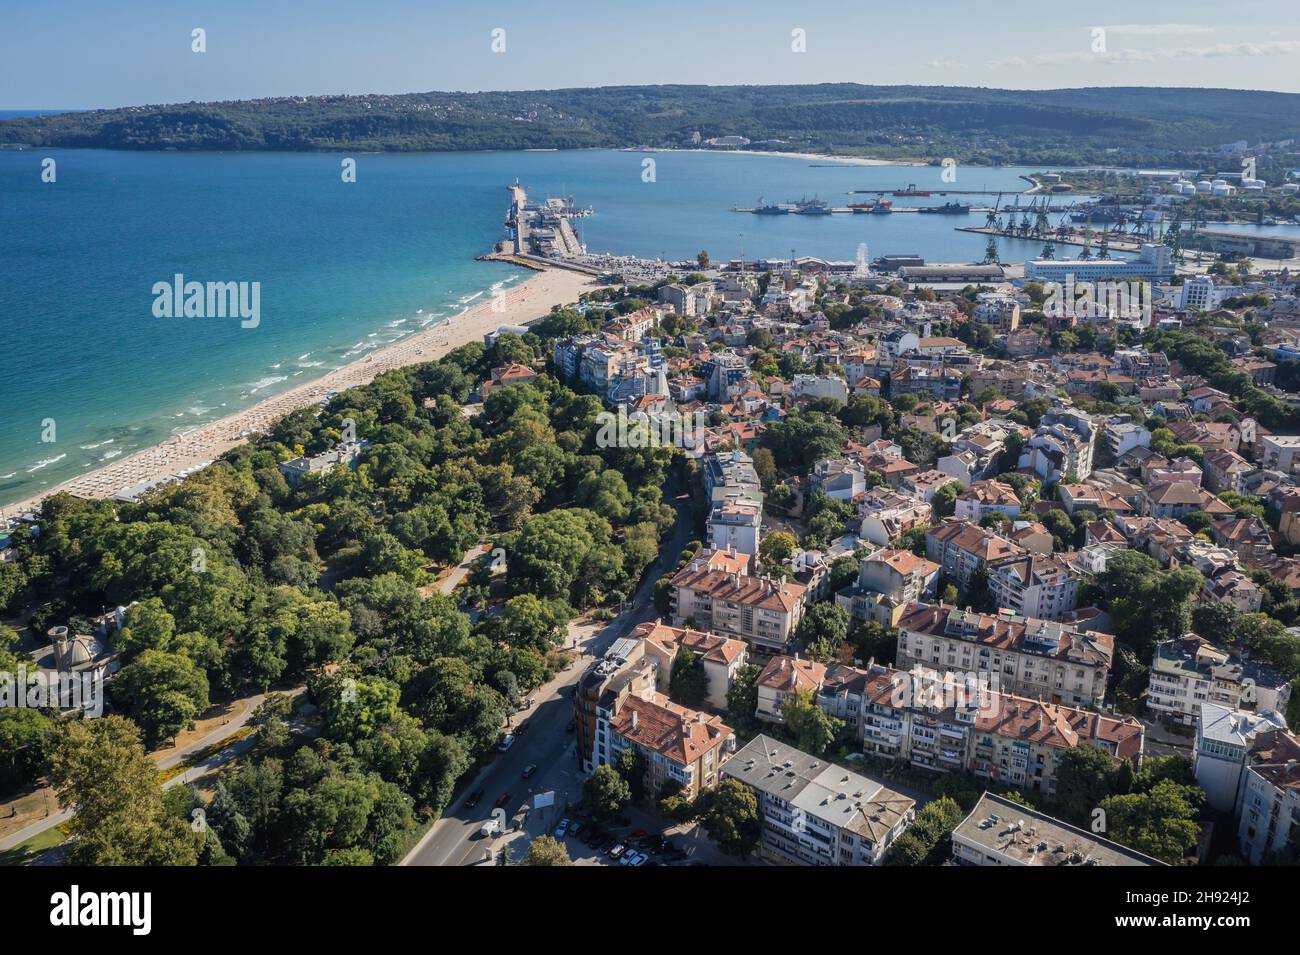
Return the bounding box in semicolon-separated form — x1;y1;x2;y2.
723;735;914;842
953;792;1164;866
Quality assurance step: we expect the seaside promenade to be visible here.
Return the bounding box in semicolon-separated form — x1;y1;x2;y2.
2;267;593;516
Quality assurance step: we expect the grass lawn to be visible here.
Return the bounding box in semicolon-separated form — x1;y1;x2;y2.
0;821;71;866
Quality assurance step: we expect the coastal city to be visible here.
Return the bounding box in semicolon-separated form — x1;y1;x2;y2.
4;0;1300;938
6;163;1300;878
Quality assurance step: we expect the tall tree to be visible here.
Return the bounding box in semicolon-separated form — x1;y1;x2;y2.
47;717;199;865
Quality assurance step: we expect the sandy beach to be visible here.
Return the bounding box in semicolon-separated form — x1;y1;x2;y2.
2;266;594;516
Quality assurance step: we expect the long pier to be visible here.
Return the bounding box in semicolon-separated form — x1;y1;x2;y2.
956;225;1148;253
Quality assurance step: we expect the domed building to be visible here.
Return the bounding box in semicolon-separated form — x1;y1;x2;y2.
47;625;109;673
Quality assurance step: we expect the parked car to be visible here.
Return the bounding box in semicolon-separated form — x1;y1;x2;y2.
630;829;648;840
554;818;570;838
628;852;648;867
464;789;484;809
568;821;583;836
494;792;512;809
498;734;516;752
521;764;537;779
608;843;626;859
618;850;640;866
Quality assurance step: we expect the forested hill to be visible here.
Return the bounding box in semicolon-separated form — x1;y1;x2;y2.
3;84;1299;165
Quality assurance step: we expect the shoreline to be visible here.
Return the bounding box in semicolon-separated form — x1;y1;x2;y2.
1;266;594;517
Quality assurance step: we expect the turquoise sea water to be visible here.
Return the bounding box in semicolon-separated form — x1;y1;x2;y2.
2;146;1297;506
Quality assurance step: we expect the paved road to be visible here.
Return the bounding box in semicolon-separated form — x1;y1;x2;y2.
403;483;693;866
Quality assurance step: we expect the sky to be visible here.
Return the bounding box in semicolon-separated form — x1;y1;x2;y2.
3;0;1300;108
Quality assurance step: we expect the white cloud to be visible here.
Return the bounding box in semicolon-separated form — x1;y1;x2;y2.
1099;24;1218;37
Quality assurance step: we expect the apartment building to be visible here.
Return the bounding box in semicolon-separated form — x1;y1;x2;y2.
1260;435;1300;476
1146;634;1293;726
813;458;868;502
986;552;1080;621
834;548;940;627
573;636;658;774
925;520;1025;589
973;293;1021;333
1236;729;1300;864
1193;702;1291;813
599;690;735;800
670;552;806;655
1139;480;1232;520
1020;407;1097;482
703;450;764;503
789;373;850;408
1105;421;1152;458
952;792;1164;866
896;603;1112;707
707;498;762;559
955;480;1022;523
755;654;827;723
633;621;748;712
1202;449;1254;495
815;663;1144;797
857;489;931;547
723;735;916;866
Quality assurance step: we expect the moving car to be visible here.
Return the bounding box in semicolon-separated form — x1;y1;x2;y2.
521;764;537;779
494;792;512;809
498;734;516;752
465;789;485;809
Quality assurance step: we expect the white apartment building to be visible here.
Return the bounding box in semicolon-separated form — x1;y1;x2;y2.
1236;728;1300;864
952;792;1163;866
1019;408;1097;482
723;734;916;866
789;373;850;408
1179;275;1228;311
1193;702;1290;813
1146;635;1293;726
987;553;1080;621
708;498;762;559
1260;435;1300;476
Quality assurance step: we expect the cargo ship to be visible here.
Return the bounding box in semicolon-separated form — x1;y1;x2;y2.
918;201;972;215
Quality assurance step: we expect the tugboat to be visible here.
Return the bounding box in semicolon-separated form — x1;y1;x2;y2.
918;201;972;215
870;199;894;214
